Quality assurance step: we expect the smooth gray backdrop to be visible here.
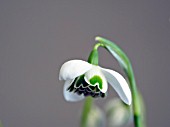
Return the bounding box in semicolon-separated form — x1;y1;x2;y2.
0;0;170;127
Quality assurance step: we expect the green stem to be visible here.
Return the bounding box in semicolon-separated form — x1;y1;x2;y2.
95;36;145;127
0;121;3;127
80;97;93;127
80;43;101;127
87;43;103;65
128;65;142;127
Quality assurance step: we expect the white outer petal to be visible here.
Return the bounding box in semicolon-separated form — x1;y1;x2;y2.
59;60;92;80
84;65;108;93
100;67;132;105
63;79;85;101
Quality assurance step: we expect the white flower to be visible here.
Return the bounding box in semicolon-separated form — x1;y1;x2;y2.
59;60;132;105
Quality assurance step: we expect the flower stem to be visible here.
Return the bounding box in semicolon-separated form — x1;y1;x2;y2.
80;44;100;127
95;36;146;127
93;42;104;50
80;97;93;127
0;121;3;127
87;42;104;65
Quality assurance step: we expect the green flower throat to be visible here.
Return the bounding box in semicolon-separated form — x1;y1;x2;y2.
89;75;103;90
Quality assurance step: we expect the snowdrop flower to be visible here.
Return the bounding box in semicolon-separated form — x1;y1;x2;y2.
59;60;132;105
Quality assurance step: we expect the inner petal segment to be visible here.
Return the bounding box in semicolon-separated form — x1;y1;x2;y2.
84;65;108;93
89;75;103;90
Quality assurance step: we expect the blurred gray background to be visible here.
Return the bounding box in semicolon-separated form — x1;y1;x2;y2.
0;0;170;127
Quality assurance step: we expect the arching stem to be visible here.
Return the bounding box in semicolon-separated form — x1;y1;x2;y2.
95;36;145;127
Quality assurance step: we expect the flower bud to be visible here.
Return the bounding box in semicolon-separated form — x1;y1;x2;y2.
105;98;133;127
86;105;105;127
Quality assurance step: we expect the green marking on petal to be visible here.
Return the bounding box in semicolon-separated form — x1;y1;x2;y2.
89;75;103;90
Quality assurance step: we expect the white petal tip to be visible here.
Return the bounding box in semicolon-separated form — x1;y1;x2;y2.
59;76;61;80
123;93;132;105
64;94;84;102
126;99;132;105
121;90;132;105
59;75;64;81
64;97;74;102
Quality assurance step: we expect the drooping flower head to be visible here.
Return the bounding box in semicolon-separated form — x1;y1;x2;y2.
59;60;132;105
59;36;145;127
